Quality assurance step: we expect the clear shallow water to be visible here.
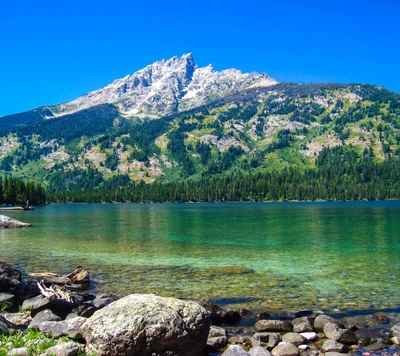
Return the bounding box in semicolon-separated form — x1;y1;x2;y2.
1;202;400;314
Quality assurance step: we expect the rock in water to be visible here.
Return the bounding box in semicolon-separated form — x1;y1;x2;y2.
81;294;211;356
0;215;32;228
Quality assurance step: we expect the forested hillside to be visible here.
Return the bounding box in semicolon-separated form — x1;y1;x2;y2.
1;82;400;202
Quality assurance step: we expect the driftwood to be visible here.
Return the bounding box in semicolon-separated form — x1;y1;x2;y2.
28;266;90;290
37;281;71;302
29;272;60;278
67;266;90;287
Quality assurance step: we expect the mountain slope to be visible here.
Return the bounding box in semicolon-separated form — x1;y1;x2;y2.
0;54;400;202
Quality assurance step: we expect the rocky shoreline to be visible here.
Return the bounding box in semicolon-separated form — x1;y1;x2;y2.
1;261;400;356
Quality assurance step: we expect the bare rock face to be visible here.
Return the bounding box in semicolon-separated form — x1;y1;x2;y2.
53;53;277;118
81;294;211;356
0;215;32;228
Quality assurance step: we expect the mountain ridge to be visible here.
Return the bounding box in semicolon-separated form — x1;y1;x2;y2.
49;53;277;118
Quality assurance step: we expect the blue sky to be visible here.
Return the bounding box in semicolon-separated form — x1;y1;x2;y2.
1;0;399;116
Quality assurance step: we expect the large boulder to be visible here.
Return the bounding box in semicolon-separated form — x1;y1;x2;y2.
0;215;32;228
81;294;211;356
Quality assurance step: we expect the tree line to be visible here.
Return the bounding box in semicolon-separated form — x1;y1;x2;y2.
46;146;400;203
0;176;46;205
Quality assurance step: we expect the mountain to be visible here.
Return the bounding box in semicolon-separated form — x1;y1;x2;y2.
50;53;277;118
0;54;400;202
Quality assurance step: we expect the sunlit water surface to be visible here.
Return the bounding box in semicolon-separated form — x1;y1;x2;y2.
1;202;400;314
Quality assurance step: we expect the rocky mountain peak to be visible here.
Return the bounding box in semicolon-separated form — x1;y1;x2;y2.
53;53;277;118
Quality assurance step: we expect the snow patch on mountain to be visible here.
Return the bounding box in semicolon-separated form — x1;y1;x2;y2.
53;53;277;118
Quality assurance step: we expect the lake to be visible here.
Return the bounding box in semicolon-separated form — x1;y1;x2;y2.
1;201;400;314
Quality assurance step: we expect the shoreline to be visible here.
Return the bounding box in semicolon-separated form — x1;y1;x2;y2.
2;262;400;355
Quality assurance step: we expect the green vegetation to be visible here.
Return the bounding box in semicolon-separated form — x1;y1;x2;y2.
0;328;82;356
0;82;399;203
46;146;400;203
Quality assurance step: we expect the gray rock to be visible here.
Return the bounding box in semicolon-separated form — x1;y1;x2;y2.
43;342;81;356
38;321;66;338
22;295;74;318
0;277;20;294
7;347;29;356
271;342;299;356
251;333;281;350
65;313;79;320
0;293;14;309
207;325;228;349
391;323;400;338
313;315;344;332
81;293;211;356
281;333;305;346
255;320;293;333
222;345;251;356
1;312;31;327
37;317;85;340
321;340;348;353
0;262;21;281
324;353;349;356
29;309;62;329
249;346;272;356
0;215;32;228
207;336;228;350
63;317;86;340
323;322;358;346
91;292;119;309
292;317;313;333
208;325;227;337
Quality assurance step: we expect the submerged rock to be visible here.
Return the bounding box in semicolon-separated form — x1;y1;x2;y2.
0;215;32;228
81;293;211;356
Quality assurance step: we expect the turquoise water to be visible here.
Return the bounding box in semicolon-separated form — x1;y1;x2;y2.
1;202;400;313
